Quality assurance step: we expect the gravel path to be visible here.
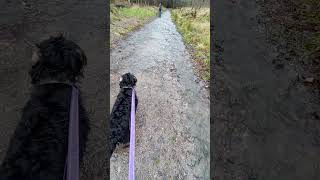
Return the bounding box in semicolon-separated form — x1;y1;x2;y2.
213;0;320;179
110;11;210;179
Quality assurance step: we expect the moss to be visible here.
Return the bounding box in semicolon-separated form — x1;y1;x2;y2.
154;157;160;165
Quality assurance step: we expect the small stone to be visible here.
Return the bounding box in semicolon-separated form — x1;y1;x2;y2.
304;77;314;83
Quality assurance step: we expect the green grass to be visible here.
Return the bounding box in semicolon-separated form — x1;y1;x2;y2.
171;8;210;82
154;157;160;165
119;6;156;20
110;4;158;47
111;4;157;22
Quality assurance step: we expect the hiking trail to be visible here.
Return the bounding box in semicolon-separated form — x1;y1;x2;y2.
110;10;210;179
213;1;320;179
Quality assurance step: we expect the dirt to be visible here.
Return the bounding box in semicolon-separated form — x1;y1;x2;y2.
213;0;320;180
111;17;141;48
0;1;108;180
259;0;320;90
110;11;210;179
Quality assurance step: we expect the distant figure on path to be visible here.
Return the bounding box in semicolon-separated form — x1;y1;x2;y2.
159;2;162;17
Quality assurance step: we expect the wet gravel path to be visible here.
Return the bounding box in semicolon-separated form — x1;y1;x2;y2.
213;0;320;179
110;11;210;179
0;1;107;179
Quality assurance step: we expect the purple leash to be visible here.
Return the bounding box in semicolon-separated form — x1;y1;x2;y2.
64;86;79;180
129;88;136;180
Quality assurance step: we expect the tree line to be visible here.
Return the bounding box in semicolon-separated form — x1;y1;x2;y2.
111;0;210;8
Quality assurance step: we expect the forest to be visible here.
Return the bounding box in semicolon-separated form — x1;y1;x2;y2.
111;0;210;8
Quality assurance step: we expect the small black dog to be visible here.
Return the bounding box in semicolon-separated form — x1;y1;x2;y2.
0;35;89;180
109;73;138;158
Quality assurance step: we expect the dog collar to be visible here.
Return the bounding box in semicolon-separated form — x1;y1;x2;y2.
121;86;135;89
36;80;77;88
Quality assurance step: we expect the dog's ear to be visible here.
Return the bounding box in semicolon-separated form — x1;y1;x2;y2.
70;47;87;75
31;45;41;64
129;73;137;85
133;75;137;84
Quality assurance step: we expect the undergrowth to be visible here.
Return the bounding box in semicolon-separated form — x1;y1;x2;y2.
262;0;320;85
111;4;157;22
110;4;157;47
171;8;210;82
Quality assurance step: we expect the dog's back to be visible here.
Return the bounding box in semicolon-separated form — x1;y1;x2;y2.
0;84;89;180
109;73;138;158
110;88;136;155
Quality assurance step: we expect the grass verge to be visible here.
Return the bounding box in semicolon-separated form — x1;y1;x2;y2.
111;4;157;21
262;0;320;87
171;8;210;83
111;4;157;47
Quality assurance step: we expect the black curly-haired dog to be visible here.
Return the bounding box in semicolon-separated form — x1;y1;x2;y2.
109;73;138;158
0;35;89;180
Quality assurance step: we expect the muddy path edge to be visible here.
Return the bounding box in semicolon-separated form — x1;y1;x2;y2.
212;1;320;180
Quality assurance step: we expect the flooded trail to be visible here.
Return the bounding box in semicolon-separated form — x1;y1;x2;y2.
110;11;210;179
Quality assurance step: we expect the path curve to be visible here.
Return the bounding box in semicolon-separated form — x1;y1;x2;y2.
110;11;210;179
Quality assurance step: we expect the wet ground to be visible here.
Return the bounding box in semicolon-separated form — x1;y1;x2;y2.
0;1;108;179
110;11;210;179
213;0;320;180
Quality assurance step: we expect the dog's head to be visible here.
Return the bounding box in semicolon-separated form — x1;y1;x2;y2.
119;73;137;88
29;35;87;84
